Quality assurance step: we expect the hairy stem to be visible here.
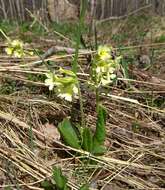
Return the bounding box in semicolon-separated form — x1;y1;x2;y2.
78;83;85;128
96;87;100;112
72;0;88;127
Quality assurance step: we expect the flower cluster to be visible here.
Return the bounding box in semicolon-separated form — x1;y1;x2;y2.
45;68;78;102
5;39;33;58
92;45;121;87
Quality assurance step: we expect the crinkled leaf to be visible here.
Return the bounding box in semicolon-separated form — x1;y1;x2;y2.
41;180;55;190
92;139;106;155
58;119;80;149
79;184;90;190
4;187;12;190
82;127;93;152
92;145;106;155
53;167;68;190
93;105;106;145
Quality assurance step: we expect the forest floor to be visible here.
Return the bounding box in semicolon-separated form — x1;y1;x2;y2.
0;11;164;190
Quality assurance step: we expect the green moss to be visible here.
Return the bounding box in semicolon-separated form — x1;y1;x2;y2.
0;20;17;38
0;79;16;94
0;20;47;42
155;34;165;43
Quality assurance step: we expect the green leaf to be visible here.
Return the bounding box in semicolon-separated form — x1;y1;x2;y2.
41;180;55;190
92;139;106;155
53;167;68;190
58;118;80;149
80;0;88;23
82;127;93;152
4;187;12;190
79;184;90;190
121;59;130;79
93;105;106;145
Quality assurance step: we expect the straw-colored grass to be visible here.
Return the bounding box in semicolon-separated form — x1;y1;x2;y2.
0;40;164;190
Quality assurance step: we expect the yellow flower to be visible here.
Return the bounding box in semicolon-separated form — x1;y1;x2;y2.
44;69;79;102
110;74;116;79
108;67;115;74
72;85;78;94
11;40;23;48
28;51;34;56
45;73;55;91
98;45;111;61
13;51;23;58
5;39;33;58
5;47;13;55
56;84;78;102
58;93;72;102
101;78;111;86
90;44;121;87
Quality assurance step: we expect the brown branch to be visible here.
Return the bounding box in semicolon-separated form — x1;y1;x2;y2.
96;4;152;24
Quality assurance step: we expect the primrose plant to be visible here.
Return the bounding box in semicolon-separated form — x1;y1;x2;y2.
44;45;121;155
92;45;120;87
45;68;78;102
0;29;33;58
5;39;33;58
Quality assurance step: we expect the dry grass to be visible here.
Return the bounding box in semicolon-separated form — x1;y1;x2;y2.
0;39;164;190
